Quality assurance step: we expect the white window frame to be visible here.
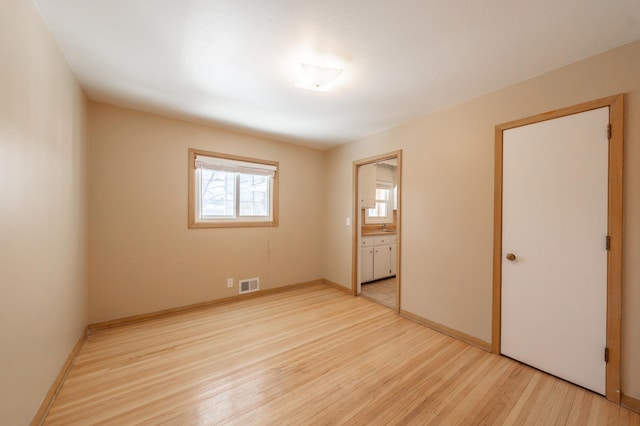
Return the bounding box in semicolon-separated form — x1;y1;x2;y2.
364;181;394;224
188;149;279;228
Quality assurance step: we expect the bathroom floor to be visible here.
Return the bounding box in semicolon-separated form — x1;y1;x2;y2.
360;277;396;309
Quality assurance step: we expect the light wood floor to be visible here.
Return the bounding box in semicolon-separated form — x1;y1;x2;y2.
45;284;638;425
361;277;396;309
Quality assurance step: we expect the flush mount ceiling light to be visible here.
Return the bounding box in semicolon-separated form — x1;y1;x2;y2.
295;63;343;92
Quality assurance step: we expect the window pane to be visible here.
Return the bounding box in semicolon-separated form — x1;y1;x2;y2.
239;173;269;217
379;202;387;217
368;202;387;217
375;188;390;201
200;169;235;217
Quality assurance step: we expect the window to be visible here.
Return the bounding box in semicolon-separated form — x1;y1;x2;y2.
188;149;278;228
365;182;393;224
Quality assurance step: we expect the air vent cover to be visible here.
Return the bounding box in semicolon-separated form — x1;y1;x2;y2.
239;277;259;294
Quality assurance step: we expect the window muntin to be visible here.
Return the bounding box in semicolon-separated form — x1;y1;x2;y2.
189;149;278;228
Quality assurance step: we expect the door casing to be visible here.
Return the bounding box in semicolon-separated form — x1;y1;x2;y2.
353;150;402;313
492;94;624;403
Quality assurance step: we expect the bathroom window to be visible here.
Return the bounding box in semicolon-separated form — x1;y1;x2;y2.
365;182;393;224
188;149;278;228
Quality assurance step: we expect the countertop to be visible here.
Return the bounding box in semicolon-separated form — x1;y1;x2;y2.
362;231;397;237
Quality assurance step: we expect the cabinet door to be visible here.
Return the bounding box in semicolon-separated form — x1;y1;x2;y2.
358;163;376;209
362;247;374;283
390;243;397;276
374;244;391;279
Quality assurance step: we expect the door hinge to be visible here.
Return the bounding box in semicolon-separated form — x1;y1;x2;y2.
606;235;611;251
605;347;609;363
607;123;612;140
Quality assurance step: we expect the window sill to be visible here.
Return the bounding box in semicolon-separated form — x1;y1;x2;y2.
189;220;278;229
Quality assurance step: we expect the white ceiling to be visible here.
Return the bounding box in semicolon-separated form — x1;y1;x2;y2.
33;0;640;149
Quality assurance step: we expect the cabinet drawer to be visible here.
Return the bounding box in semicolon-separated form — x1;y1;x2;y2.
373;235;396;246
361;237;374;247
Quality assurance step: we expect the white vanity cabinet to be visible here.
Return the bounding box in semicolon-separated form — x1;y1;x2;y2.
390;243;397;276
373;244;392;279
361;235;397;283
361;238;375;283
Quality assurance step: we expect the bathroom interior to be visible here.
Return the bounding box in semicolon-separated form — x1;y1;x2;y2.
358;158;398;309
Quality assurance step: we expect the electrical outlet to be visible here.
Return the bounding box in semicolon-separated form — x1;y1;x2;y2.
226;278;233;288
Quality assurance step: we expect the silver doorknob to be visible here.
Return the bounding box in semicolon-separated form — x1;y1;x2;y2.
506;253;516;261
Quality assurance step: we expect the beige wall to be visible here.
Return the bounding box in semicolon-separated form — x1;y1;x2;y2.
324;40;640;399
87;103;326;323
2;1;638;418
0;0;88;424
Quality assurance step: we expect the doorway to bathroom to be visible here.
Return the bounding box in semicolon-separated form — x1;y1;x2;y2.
353;150;402;312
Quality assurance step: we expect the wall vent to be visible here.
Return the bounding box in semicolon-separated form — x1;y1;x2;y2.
239;277;260;294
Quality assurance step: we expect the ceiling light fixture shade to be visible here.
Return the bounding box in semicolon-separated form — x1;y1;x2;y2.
295;63;343;92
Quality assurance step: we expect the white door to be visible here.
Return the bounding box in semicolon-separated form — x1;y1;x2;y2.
501;107;609;395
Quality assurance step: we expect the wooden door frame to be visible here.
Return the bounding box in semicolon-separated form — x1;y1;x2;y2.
492;94;624;403
353;150;403;313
